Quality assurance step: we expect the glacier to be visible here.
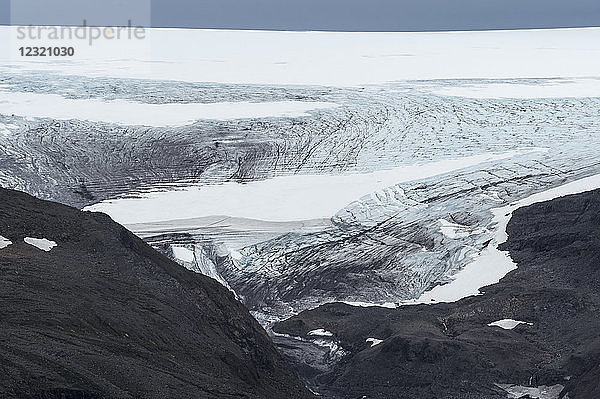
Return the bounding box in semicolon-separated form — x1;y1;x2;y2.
1;27;600;324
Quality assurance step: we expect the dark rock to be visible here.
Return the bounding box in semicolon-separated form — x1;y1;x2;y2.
0;188;314;399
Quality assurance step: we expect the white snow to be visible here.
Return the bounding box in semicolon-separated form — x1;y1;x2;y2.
0;235;12;249
0;92;337;127
432;78;600;99
84;149;546;224
366;338;383;347
413;173;600;305
488;319;533;330
307;329;334;337
2;27;599;86
171;246;195;263
229;249;243;261
343;301;397;309
24;237;57;251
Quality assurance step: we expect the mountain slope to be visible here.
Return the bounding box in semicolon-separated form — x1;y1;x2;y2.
0;188;314;399
273;189;600;399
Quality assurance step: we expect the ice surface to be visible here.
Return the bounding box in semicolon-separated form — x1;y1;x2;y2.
0;122;19;136
431;78;600;99
438;219;484;239
24;237;57;252
168;244;233;291
131;216;331;252
85;149;546;224
172;246;195;263
412;173;600;305
229;249;243;261
0;92;337;126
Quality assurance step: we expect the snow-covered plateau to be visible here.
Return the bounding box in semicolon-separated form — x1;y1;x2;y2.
1;27;600;323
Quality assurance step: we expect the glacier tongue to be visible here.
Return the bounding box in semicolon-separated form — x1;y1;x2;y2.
166;242;234;292
217;151;600;321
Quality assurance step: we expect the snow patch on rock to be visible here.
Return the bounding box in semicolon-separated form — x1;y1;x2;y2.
24;237;57;252
308;329;334;337
0;235;12;249
366;338;383;347
343;301;398;309
488;319;533;330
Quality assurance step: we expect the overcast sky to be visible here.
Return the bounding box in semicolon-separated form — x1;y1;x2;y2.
1;0;599;31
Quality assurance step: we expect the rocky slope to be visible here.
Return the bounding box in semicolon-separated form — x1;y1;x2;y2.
0;188;314;399
273;189;600;399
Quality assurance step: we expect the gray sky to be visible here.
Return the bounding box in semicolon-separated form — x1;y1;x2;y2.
1;0;599;31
